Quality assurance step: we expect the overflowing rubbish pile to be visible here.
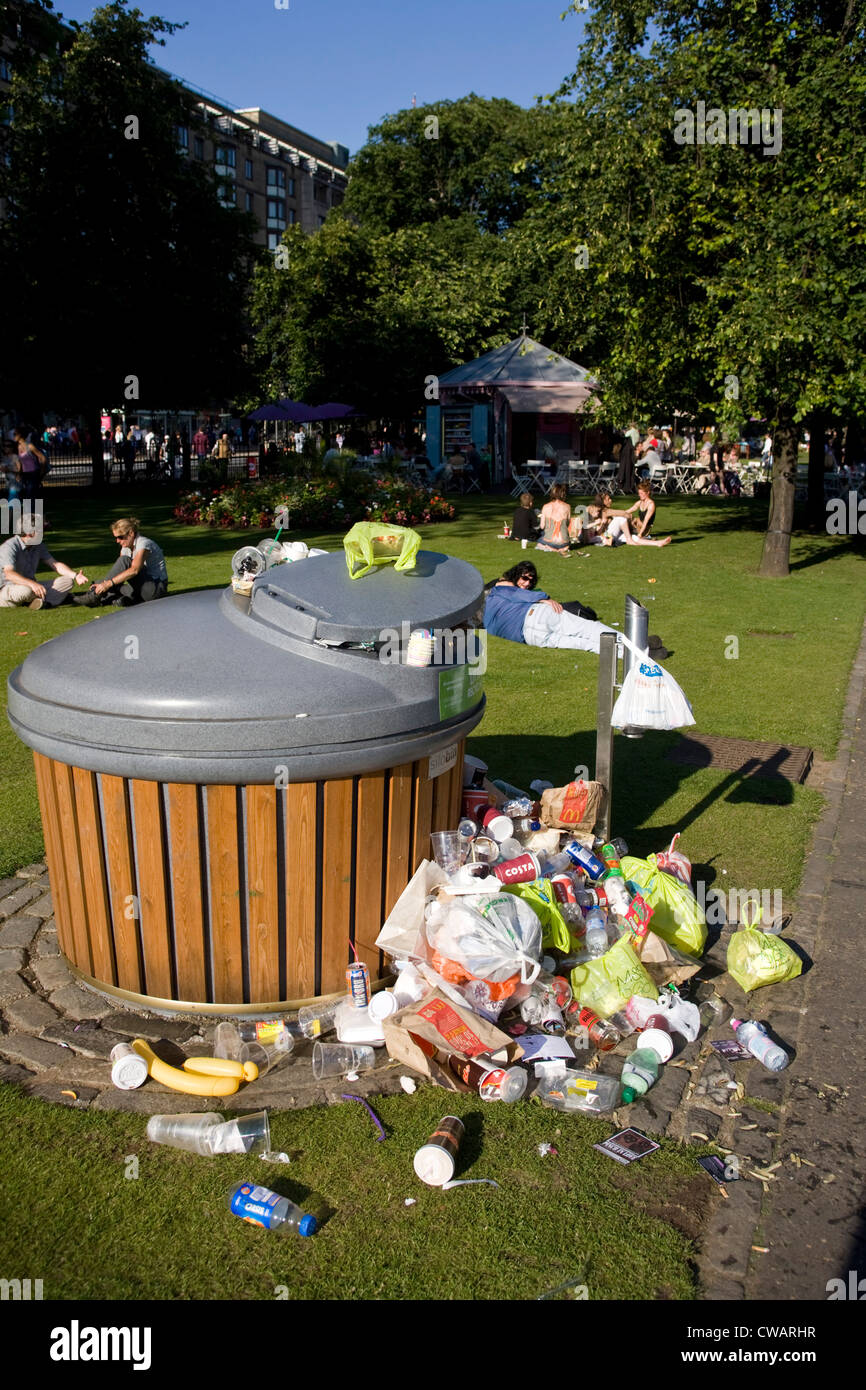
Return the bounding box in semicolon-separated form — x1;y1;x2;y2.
105;755;804;1236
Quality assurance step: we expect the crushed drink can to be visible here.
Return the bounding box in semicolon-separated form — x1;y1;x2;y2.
346;960;371;1009
563;841;606;879
551;873;578;905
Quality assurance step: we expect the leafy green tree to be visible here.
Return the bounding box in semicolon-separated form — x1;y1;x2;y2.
545;0;866;575
247;97;556;419
0;0;258;482
342;96;561;236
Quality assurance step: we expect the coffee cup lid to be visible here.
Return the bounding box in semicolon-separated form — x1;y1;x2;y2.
368;991;399;1021
413;1144;457;1186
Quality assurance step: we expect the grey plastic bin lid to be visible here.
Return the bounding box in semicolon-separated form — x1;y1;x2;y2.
7;550;486;783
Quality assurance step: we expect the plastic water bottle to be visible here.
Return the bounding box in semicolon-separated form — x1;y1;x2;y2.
731;1019;789;1072
228;1181;318;1235
620;1047;661;1103
584;906;608;958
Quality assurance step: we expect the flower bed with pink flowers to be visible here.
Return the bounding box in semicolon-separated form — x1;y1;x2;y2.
173;475;457;530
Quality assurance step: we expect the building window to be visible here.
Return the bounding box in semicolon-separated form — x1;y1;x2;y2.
314;181;328;203
215;144;236;175
331;189;343;207
267;231;282;250
176;124;189;153
245;192;254;213
194;136;204;160
267;197;286;229
288;209;297;225
0;58;12;83
244;158;253;180
218;183;235;208
288;177;295;197
266;165;286;190
318;215;326;226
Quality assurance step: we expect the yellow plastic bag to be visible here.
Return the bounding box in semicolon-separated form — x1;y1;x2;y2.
570;938;657;1019
502;880;580;955
726;928;802;992
621;855;707;958
343;522;421;579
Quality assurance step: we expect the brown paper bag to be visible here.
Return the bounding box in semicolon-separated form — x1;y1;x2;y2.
641;931;701;989
383;988;524;1090
539;779;606;832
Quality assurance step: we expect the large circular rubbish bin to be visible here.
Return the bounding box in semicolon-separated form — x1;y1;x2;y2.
8;550;486;1013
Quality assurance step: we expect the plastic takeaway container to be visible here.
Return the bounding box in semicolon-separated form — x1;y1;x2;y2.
7;550;485;1014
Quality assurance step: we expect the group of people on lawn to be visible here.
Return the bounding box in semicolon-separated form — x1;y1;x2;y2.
512;481;672;553
0;516;168;611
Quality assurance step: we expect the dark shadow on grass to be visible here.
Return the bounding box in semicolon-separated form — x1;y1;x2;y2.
468;732;795;858
787;535;866;571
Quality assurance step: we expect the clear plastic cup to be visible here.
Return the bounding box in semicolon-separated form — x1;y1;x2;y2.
430;830;465;873
208;1111;271;1155
146;1112;225;1155
312;1042;376;1080
240;1037;290;1078
213;1022;243;1060
297;997;345;1039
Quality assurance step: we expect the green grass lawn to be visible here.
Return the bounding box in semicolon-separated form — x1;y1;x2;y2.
0;1083;713;1302
0;485;863;1301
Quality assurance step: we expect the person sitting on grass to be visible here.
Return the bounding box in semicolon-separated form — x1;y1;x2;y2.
0;521;88;610
74;516;168;607
511;492;542;543
621;480;664;538
536;483;575;554
583;491;672;547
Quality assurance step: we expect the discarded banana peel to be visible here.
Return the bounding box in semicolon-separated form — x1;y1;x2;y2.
131;1038;241;1096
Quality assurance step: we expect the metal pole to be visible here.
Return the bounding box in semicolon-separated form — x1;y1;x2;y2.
594;631;617;842
622;594;649;741
623;593;649;679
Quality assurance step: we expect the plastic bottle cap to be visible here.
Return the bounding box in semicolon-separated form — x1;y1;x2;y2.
621;1086;636;1104
298;1214;318;1237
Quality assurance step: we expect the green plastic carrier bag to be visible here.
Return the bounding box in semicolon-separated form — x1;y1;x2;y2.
342;522;421;580
620;855;707;958
570;938;657;1019
503;879;580;955
726;927;802;992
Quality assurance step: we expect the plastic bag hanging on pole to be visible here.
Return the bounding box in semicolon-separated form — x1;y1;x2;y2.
610;633;696;732
342;522;421;579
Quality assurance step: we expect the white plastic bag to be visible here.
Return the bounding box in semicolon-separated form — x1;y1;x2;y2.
423;893;543;1019
424;894;542;984
611;635;695;732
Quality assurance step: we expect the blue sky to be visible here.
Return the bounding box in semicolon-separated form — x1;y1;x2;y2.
54;0;588;152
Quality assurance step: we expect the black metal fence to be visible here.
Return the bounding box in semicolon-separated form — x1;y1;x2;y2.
35;446;262;488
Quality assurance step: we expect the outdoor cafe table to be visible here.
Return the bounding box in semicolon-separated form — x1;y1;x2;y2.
525;460;552;494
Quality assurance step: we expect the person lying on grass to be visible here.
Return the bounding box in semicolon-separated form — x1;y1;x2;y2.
483;560;615;652
483;561;670;658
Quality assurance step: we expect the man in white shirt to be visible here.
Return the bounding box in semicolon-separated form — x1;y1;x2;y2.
0;527;88;609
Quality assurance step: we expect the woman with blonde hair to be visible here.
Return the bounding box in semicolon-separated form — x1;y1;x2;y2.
74;516;168;606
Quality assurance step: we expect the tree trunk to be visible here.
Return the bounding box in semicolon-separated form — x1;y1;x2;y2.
758;415;798;577
806;410;826;531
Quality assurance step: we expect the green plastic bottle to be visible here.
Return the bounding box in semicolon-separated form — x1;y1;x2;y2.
620;1047;660;1103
